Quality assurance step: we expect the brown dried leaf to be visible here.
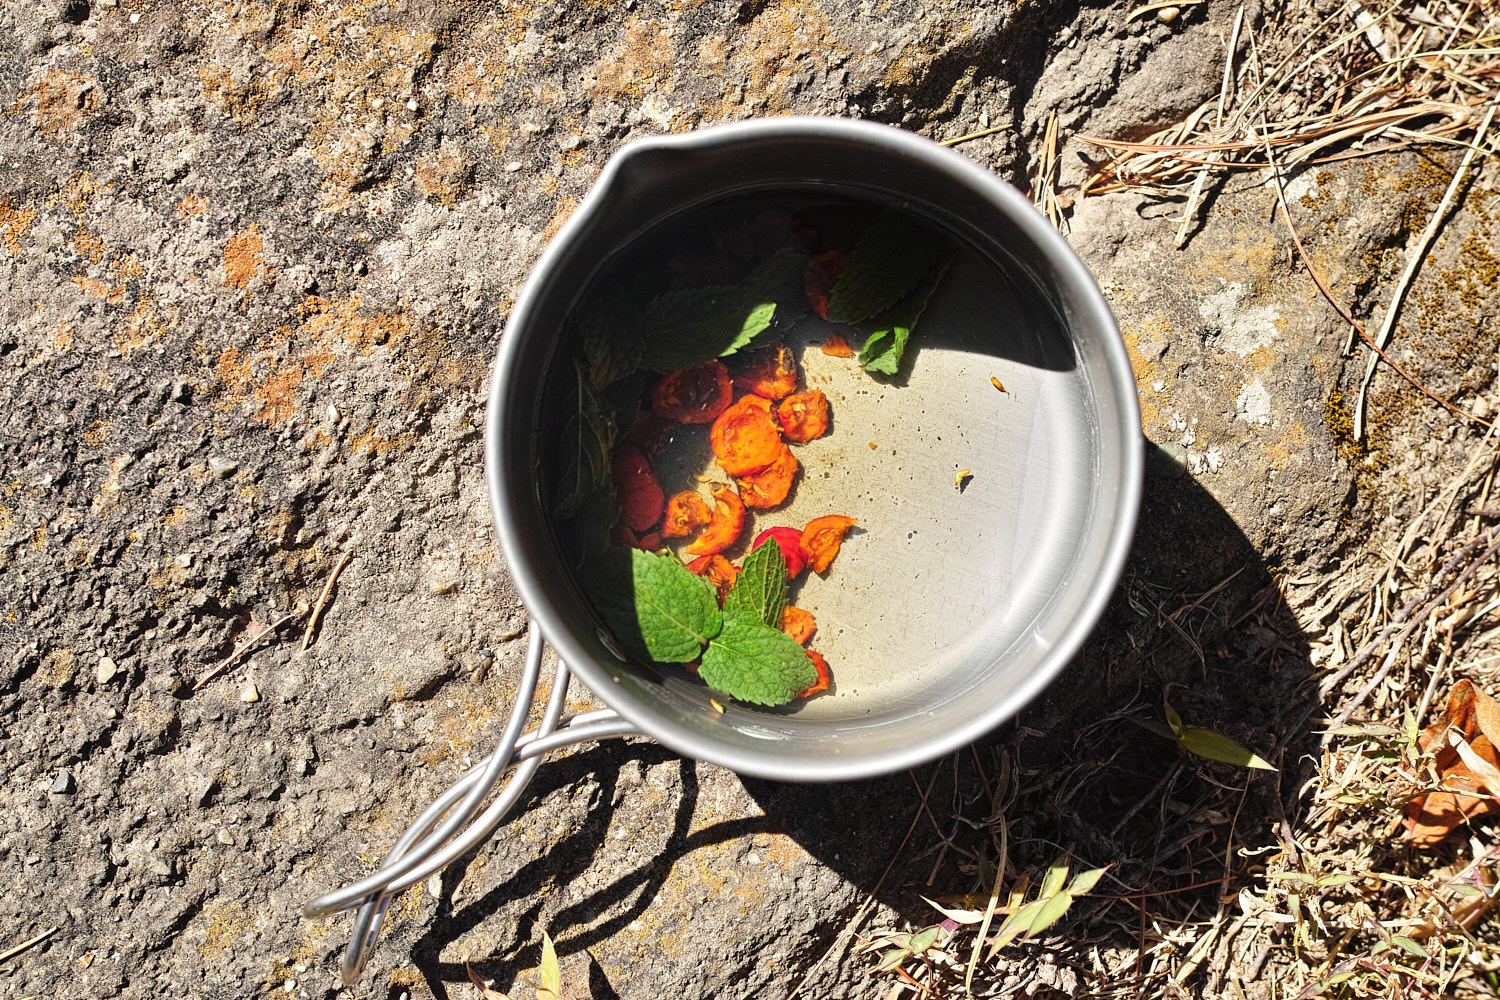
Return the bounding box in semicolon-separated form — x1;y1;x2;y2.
1405;680;1500;846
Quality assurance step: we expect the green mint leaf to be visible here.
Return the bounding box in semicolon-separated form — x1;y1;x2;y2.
560;480;619;566
721;539;788;629
630;549;723;662
554;366;617;519
637;248;807;371
699;611;817;706
578;291;643;391
858;325;909;375
827;212;946;324
858;250;953;376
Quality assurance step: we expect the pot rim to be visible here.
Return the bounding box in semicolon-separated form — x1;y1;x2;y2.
485;116;1142;781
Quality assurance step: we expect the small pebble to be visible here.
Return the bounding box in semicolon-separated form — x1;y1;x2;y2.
560;135;583;152
51;770;75;795
148;858;173;877
504;161;522;173
129;11;140;22
96;655;118;684
240;679;260;703
405;98;418;111
1157;5;1180;22
208;456;238;476
106;707;118;720
216;828;235;846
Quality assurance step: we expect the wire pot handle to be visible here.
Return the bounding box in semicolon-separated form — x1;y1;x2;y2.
301;623;644;985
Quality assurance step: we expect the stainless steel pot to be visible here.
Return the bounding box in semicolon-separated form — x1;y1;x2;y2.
306;116;1142;983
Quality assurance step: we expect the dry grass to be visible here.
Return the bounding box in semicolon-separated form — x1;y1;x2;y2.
845;4;1500;997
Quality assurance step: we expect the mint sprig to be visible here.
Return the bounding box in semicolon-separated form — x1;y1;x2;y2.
859;249;954;376
629;549;723;662
699;611;818;706
826;211;946;325
554;366;617;518
722;539;788;629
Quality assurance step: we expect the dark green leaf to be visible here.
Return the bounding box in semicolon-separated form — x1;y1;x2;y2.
827;212;946;324
630;549;723;662
554;367;616;519
722;539;788;629
1067;867;1108;896
578;291;643;391
874;949;908;972
637;249;807;372
699;612;818;706
562;481;619;564
1178;727;1277;771
858;250;953;376
1039;858;1070;898
1390;936;1430;959
1024;890;1076;938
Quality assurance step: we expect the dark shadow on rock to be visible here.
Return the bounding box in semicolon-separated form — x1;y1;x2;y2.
394;442;1317;997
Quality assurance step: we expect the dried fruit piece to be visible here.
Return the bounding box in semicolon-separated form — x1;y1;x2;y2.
797;649;830;698
777;390;829;443
804;249;847;321
637;531;662;550
801;515;857;573
751;526;808;577
781;606;816;645
651;361;733;424
610;443;665;533
1406;679;1500;845
625;409;675;457
663;491;713;538
710;394;784;477
609;521;637;548
736;446;798;509
821;332;855;358
733;343;799;400
685;485;746;556
687;554;739;602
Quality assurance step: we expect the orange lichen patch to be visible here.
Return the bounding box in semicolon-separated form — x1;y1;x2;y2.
348;423;403;457
687;554;739;602
115;296;169;354
299;295;410;353
222;227;265;289
1120;314;1174;428
801;515;856;573
255;365;304;425
177;193;209;218
0;199;37;255
711;394;783;476
685;485;745;556
541;196;580;245
781;606;815;645
776;390;829;442
591;17;678;101
414;149;471;204
83;419;113;448
199;65;271;125
701;2;842;118
697;34;730;73
71;228;106;263
15;72;101;135
733;343;799;399
72;276;126;304
664;491;713;538
797;649;829;698
652;362;733;424
736;446;797;509
1267;421;1309;472
820;332;854;358
611;443;666;534
52;323;74;351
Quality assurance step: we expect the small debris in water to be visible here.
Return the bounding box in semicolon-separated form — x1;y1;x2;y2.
955;469;972;491
990;376;1006;393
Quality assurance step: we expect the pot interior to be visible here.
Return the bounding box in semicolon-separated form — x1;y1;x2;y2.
491;122;1138;779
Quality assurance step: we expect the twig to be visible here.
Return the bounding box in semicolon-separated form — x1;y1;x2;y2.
1255;68;1491;431
1354;102;1498;440
194;613;295;691
940;125;1009;148
0;927;57;965
301;550;352;652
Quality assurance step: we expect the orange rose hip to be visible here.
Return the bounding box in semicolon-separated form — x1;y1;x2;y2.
781;606;816;645
736;446;798;509
797;649;830;698
710;394;784;477
663;491;713;538
776;390;829;443
651;361;733;424
800;514;857;573
687;554;739;602
609;443;665;533
733;343;799;400
685;485;746;556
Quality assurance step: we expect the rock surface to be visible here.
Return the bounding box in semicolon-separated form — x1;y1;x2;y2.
2;0;1496;998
